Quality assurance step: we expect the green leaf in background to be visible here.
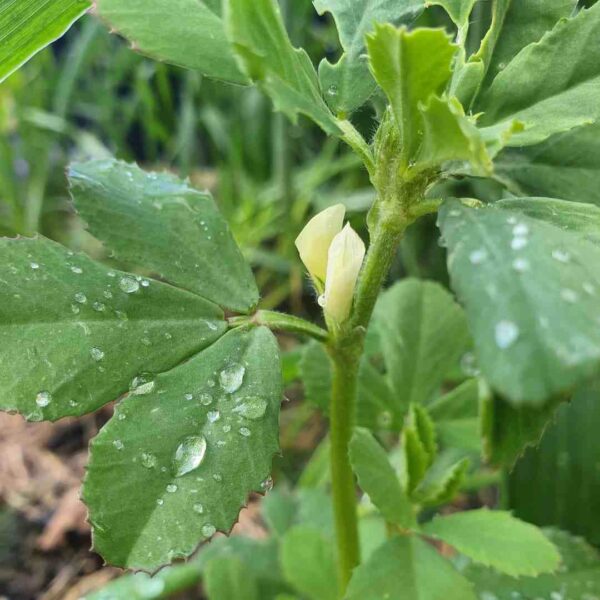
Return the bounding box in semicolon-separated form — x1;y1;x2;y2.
473;0;576;94
69;160;258;314
313;0;424;115
205;556;259;600
83;326;281;570
349;428;415;528
438;198;600;405
426;0;477;29
94;0;248;85
346;535;477;600
481;391;564;468
428;379;480;452
373;279;469;407
509;385;600;546
464;528;600;600
280;526;338;600
0;236;225;421
225;0;339;135
422;509;560;577
367;25;456;166
0;0;90;83
478;3;600;146
495;122;600;206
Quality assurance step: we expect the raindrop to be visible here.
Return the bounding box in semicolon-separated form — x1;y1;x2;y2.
141;452;157;469
166;484;178;493
30;262;40;270
460;352;480;377
222;425;231;433
173;435;207;477
200;393;213;406
74;292;87;304
90;347;105;361
202;524;216;538
92;302;106;312
326;84;339;98
512;258;530;272
103;290;113;299
119;276;140;294
36;391;52;407
141;279;150;287
206;321;218;331
260;477;274;492
552;249;570;263
512;223;529;236
239;427;251;437
232;397;268;420
113;440;124;450
71;304;80;315
495;320;519;349
156;498;164;506
213;473;223;482
207;411;220;423
193;503;204;514
219;364;245;393
317;294;326;307
184;393;193;401
71;266;83;274
469;249;487;265
130;375;155;395
511;236;528;251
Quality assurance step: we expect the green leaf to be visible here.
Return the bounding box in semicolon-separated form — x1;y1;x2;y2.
423;509;560;577
415;95;493;175
349;428;415;528
346;535;477;600
313;0;424;115
481;390;563;468
509;385;600;546
464;528;600;599
205;556;259;600
373;279;469;407
94;0;248;85
83;326;281;570
402;427;430;495
69;159;258;314
0;0;90;83
438;198;600;405
426;0;477;29
225;0;339;135
261;488;298;538
410;404;437;461
280;526;338;600
415;455;470;507
428;379;480;452
0;236;225;421
495;122;600;206
478;3;600;146
366;25;456;166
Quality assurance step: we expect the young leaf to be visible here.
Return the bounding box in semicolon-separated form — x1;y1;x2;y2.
204;556;259;600
464;528;600;600
83;326;282;570
478;3;600;146
94;0;248;85
0;236;225;421
366;25;457;165
438;198;600;405
225;0;339;135
346;535;477;600
373;279;469;407
349;428;415;529
313;0;424;115
495;121;600;206
0;0;90;83
509;385;600;545
423;509;560;577
415;455;470;507
402;427;430;495
69;160;258;314
280;526;338;600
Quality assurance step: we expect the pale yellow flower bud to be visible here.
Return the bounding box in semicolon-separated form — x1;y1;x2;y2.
295;204;346;285
321;223;366;323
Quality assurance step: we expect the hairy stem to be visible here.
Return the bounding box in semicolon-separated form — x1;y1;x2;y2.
228;310;329;342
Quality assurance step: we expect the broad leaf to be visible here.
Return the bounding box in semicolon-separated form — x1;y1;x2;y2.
313;0;424;115
495;122;600;206
366;25;456;166
438;198;600;405
373;279;469;407
226;0;339;135
205;556;259;600
280;526;338;600
0;236;225;421
464;528;600;599
346;535;477;600
69;160;258;314
94;0;248;85
83;326;281;570
350;428;415;528
478;3;600;146
0;0;90;83
509;385;600;545
423;509;560;577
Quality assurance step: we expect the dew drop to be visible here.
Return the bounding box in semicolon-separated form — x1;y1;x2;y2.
71;304;80;315
202;524;216;538
207;410;220;423
511;236;528;251
219;364;245;393
156;498;164;506
232;397;268;420
92;301;106;312
119;276;140;293
71;266;83;274
552;249;570;263
583;282;596;296
130;375;155;395
260;477;274;492
377;411;392;428
460;352;480;377
212;473;223;482
35;391;52;407
141;279;150;288
317;294;326;307
512;257;530;272
173;435;207;477
200;393;213;406
184;393;194;401
141;452;157;469
166;484;178;493
30;262;40;270
561;288;578;303
512;223;529;236
113;439;124;450
239;427;251;437
74;292;87;304
222;425;231;433
326;84;338;98
469;249;488;265
90;347;105;361
193;503;204;514
495;320;519;349
103;290;113;299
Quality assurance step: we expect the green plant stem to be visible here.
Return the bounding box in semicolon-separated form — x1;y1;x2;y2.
229;310;329;342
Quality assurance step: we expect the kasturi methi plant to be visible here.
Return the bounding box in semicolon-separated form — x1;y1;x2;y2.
3;0;600;598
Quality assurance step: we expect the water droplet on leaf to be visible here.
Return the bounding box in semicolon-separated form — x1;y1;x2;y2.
219;364;245;393
173;435;207;477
